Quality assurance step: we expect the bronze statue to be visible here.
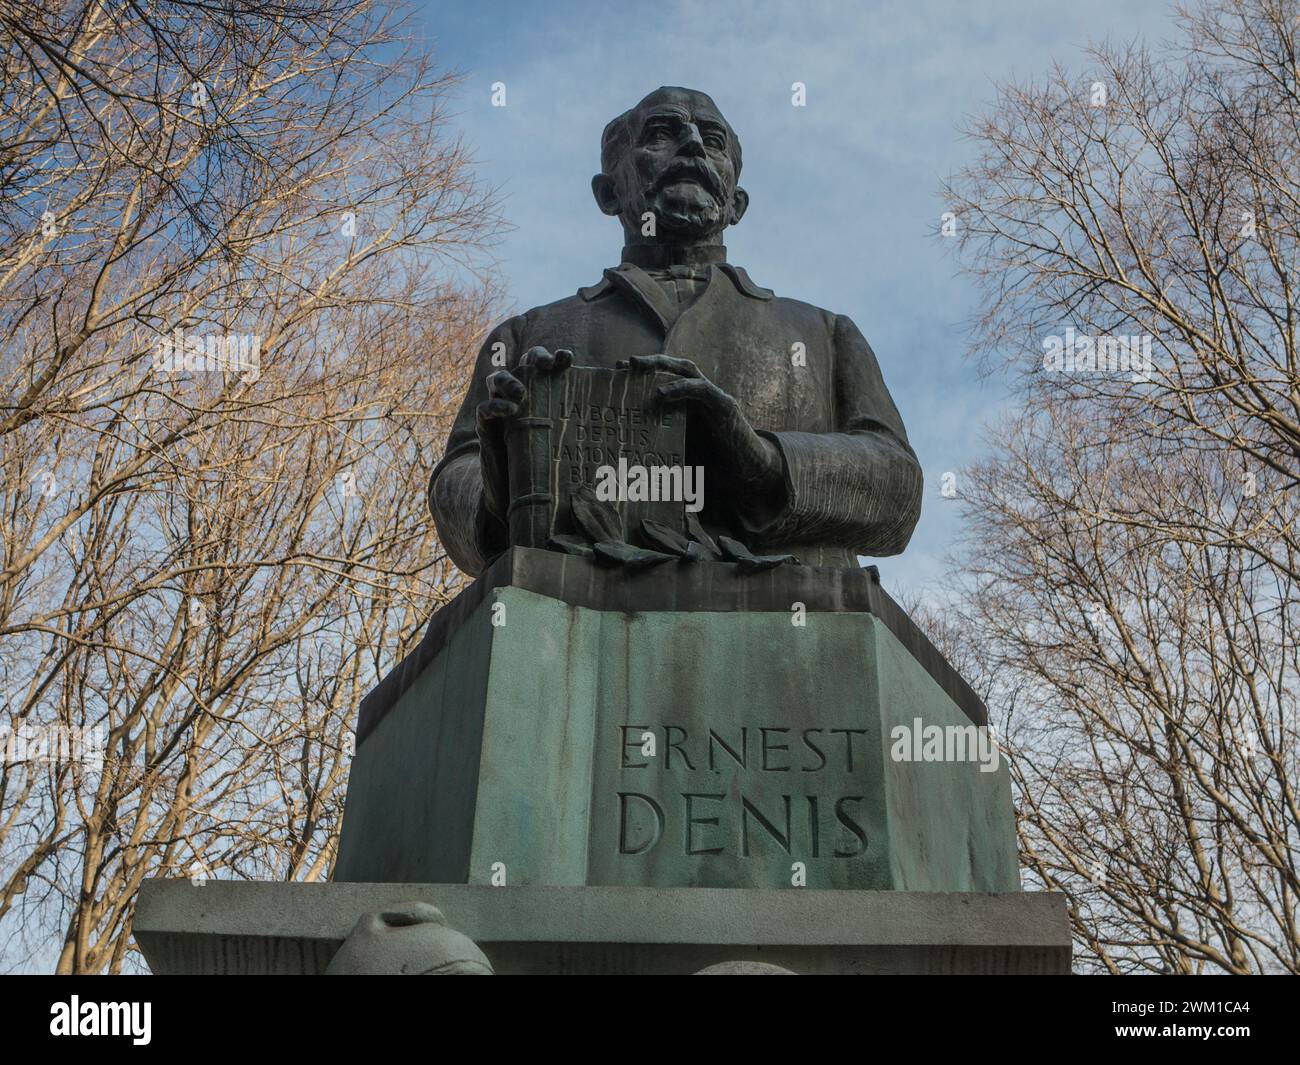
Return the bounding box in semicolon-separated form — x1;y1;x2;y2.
430;86;922;575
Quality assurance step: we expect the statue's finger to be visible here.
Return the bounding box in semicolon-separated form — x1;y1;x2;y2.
477;397;520;421
520;345;553;369
656;379;710;404
486;370;525;400
627;353;699;377
658;354;701;377
553;348;575;370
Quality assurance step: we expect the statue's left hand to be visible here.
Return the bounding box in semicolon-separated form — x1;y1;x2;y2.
619;354;786;521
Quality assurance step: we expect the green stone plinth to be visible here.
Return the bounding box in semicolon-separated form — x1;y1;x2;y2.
333;549;1020;892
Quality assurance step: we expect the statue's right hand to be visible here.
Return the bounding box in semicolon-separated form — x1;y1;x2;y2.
477;368;527;423
476;346;574;426
475;371;520;526
475;347;573;523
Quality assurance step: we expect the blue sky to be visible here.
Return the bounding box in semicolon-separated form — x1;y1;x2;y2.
413;0;1177;595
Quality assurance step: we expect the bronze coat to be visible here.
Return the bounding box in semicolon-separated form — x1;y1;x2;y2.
431;262;923;575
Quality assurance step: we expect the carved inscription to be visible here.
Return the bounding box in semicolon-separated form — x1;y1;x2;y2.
614;724;870;859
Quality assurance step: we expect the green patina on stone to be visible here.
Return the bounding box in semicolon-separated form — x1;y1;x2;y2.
334;570;1019;892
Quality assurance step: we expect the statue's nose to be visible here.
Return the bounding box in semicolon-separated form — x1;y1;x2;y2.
678;125;706;157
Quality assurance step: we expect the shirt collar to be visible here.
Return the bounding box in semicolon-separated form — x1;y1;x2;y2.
578;260;774;304
619;243;728;269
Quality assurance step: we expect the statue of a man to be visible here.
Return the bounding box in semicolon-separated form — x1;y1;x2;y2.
430;86;922;574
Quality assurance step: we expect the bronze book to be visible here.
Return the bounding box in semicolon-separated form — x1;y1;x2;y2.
505;366;690;549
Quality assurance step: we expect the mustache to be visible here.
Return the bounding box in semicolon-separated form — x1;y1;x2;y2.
649;160;722;199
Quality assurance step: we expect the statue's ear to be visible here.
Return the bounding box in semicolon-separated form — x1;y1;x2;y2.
592;174;621;216
730;186;749;226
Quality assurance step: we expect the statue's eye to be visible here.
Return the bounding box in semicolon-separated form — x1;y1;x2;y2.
703;131;726;150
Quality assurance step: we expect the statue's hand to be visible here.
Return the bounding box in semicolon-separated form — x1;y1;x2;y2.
619;354;785;524
476;346;573;523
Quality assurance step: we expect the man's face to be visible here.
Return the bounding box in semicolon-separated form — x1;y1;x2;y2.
605;90;743;242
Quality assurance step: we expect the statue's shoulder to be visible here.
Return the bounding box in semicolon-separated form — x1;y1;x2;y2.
493;291;599;340
714;267;844;329
753;287;845;336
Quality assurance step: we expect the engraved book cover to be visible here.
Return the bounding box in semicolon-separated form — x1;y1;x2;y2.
505;366;691;550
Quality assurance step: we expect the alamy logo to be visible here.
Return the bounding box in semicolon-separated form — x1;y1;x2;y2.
50;997;151;1045
593;458;704;512
1042;327;1154;382
152;329;261;381
2;722;104;771
889;717;1001;773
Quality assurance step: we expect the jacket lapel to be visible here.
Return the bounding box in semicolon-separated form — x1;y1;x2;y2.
602;264;675;336
582;261;776;341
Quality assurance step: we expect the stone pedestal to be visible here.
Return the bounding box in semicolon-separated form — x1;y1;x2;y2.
134;549;1070;975
133;881;1071;975
333;548;1019;892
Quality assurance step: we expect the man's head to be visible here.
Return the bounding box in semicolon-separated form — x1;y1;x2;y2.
593;87;748;245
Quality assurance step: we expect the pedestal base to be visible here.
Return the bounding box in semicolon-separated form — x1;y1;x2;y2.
133;880;1071;975
334;549;1020;892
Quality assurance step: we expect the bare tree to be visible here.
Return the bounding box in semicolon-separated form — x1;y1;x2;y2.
0;0;502;972
938;0;1299;973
